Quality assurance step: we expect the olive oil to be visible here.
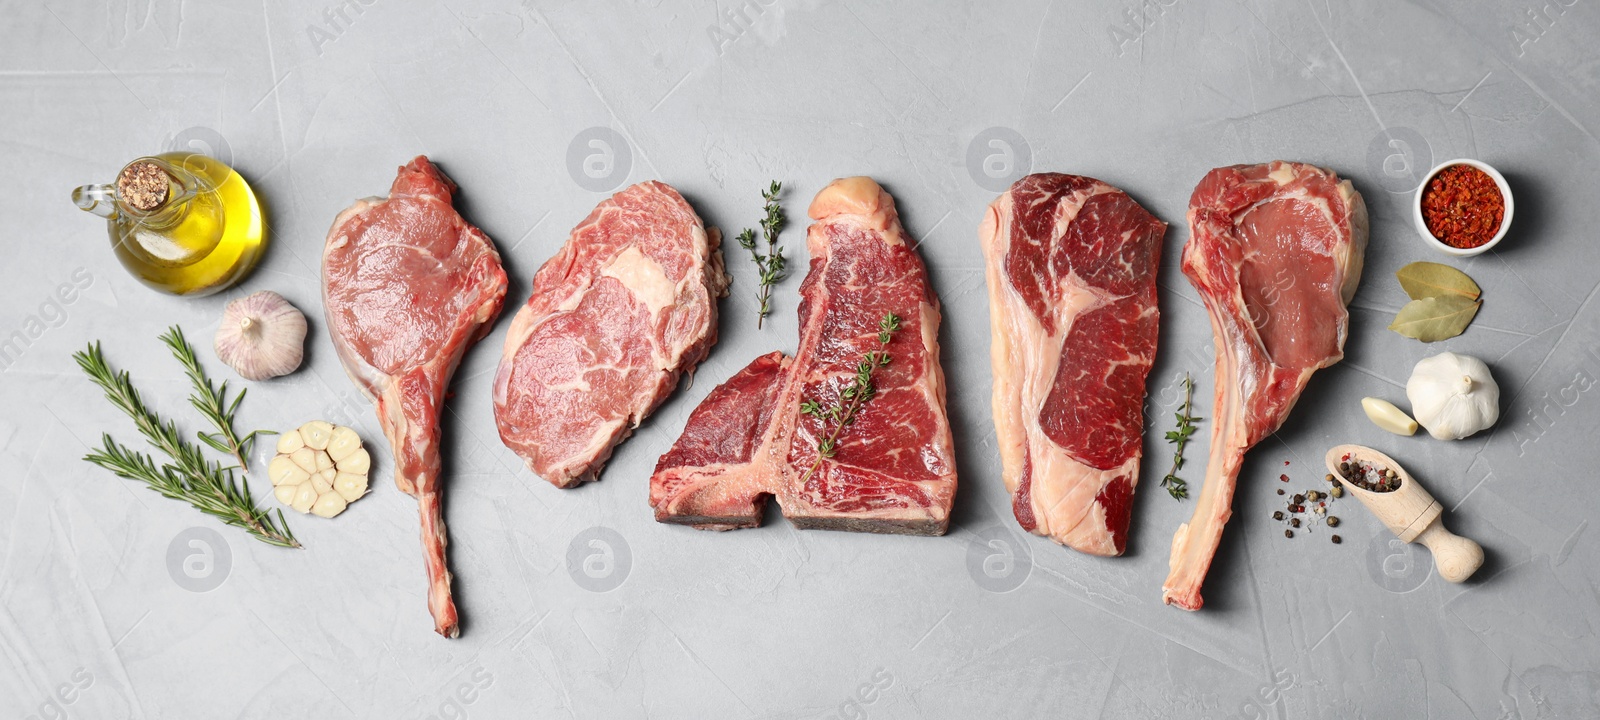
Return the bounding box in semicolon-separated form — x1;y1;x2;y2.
73;152;266;296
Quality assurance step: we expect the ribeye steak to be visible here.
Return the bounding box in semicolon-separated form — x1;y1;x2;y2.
651;177;957;535
322;156;509;638
1163;161;1367;610
493;181;727;487
980;173;1166;557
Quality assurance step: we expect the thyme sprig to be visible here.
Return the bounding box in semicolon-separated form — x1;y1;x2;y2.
1161;373;1202;500
799;312;901;483
160;326;274;476
73;335;299;548
737;180;787;328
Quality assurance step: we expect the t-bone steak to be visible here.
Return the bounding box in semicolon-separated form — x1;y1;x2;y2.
980;173;1166;557
322;156;509;638
1163;161;1367;610
493;181;727;487
650;177;957;535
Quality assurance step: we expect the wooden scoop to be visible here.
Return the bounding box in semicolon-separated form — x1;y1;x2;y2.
1324;444;1484;583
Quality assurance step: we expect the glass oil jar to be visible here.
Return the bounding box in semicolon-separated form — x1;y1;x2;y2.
72;152;266;296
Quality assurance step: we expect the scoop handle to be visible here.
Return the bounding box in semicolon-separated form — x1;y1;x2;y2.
1415;521;1484;583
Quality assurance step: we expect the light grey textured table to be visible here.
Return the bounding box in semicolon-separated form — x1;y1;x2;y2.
4;1;1599;717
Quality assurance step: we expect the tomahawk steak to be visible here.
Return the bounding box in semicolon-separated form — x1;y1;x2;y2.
493;181;727;487
1163;161;1367;610
980;173;1166;557
322;156;509;638
651;177;957;534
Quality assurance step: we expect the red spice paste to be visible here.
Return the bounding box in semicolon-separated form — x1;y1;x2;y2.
1421;164;1505;249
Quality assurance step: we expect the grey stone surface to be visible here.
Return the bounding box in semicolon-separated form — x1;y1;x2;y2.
3;1;1598;717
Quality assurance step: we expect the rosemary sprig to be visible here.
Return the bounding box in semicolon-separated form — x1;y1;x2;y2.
160;326;274;476
1161;373;1202;500
737;180;787;328
798;312;901;483
73;338;299;548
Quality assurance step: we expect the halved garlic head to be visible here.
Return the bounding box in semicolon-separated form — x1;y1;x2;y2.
271;421;370;518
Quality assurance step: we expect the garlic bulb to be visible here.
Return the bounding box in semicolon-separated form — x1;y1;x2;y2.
269;420;371;518
1406;352;1499;440
215;291;306;380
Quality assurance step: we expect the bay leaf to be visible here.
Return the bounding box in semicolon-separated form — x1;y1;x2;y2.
1388;294;1482;342
1396;261;1481;301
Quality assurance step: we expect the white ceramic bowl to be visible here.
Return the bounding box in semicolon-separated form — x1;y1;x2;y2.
1412;159;1513;257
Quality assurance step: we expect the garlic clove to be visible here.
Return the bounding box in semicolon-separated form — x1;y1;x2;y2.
314;449;334;473
300;421;334;450
274;485;298;506
339;448;371;475
311;493;348;518
326;426;362;462
1361;397;1418;436
311;469;335;495
334;472;368;502
291;484;318;513
289;447;318;473
214;291;307;381
276;430;304;454
269;455;309;487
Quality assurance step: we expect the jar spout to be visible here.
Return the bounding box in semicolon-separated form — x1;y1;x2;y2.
72;183;118;218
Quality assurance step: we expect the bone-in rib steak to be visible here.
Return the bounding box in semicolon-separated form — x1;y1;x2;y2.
493;181;727;487
1163;161;1367;610
322;156;509;637
980;173;1166;557
651;177;957;535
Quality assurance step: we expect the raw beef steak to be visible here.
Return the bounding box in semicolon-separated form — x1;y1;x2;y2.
322;156;509;638
651;177;957;535
980;173;1166;557
1163;161;1367;610
493;181;727;487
